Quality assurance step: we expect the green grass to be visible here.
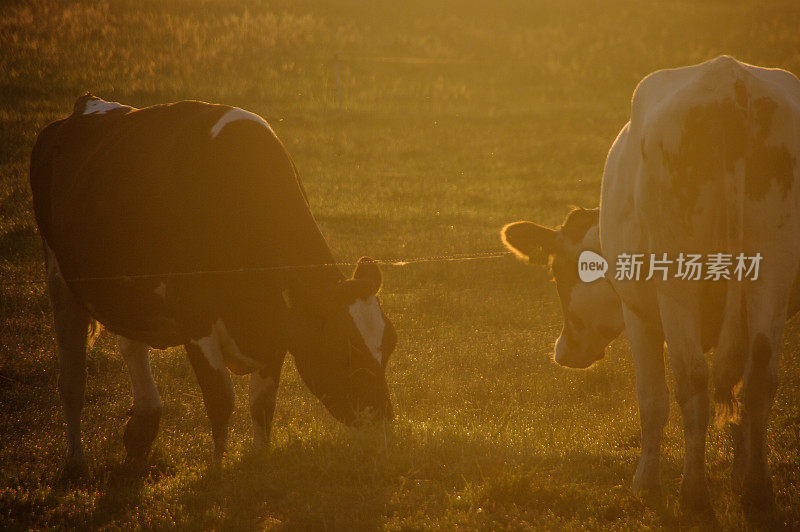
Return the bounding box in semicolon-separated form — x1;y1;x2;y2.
2;0;800;528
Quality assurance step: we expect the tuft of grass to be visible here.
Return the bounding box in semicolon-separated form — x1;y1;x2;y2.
2;0;800;528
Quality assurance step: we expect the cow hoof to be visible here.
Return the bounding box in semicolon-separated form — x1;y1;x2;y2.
742;480;777;529
680;475;712;518
742;475;775;517
212;449;225;467
632;462;661;495
632;479;661;497
123;407;161;462
730;467;745;495
252;435;270;454
204;452;224;478
742;504;777;528
58;456;89;484
211;434;227;466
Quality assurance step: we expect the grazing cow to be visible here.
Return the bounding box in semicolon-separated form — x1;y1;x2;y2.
501;56;800;515
30;94;397;476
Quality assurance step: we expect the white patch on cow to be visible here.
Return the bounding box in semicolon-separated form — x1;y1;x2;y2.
118;336;161;410
210;108;273;138
83;99;126;115
249;372;276;449
153;282;167;298
193;320;263;373
249;373;275;409
348;296;386;364
191;331;226;371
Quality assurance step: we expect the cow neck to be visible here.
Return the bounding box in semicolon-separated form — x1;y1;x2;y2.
280;263;343;350
295;262;344;290
278;248;345;311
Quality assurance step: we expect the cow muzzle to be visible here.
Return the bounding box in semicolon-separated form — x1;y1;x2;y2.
554;334;604;369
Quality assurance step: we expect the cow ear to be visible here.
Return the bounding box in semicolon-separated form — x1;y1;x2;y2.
351;256;382;294
501;221;560;264
73;93;96;115
329;258;383;304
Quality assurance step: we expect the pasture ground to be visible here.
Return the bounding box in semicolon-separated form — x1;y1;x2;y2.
2;0;800;528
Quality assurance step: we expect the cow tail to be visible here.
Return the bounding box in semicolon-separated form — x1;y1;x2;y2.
712;286;746;425
712;254;747;424
87;319;103;348
711;220;747;425
712;66;749;425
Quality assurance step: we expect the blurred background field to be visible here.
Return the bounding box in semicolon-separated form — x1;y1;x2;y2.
2;0;800;528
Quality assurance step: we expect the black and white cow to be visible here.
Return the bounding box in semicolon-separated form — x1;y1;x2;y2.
30;94;397;476
502;56;800;515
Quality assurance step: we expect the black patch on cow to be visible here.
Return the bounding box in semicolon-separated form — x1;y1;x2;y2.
186;342;235;448
744;97;795;200
746;144;795;200
559;207;599;243
659;98;747;219
659;82;796;218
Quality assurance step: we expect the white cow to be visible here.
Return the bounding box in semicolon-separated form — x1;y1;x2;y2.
502;56;800;516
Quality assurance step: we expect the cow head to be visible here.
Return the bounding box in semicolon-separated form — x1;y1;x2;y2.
501;208;624;369
288;257;396;426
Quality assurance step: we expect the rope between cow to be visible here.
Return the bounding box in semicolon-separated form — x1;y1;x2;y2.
0;250;513;286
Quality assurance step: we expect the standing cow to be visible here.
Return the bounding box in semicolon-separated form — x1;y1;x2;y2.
501;56;800;516
30;94;397;477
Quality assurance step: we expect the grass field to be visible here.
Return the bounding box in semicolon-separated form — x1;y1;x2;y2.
3;0;800;528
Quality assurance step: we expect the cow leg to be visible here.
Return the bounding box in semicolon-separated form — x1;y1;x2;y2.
249;355;285;450
735;271;792;517
730;413;747;492
624;306;668;494
739;314;783;512
249;357;284;450
185;340;234;464
740;335;777;514
658;293;711;515
710;282;748;494
117;336;161;462
46;244;91;479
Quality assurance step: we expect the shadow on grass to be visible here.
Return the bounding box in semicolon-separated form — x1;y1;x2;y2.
175;441;401;529
90;458;172;528
148;429;686;529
